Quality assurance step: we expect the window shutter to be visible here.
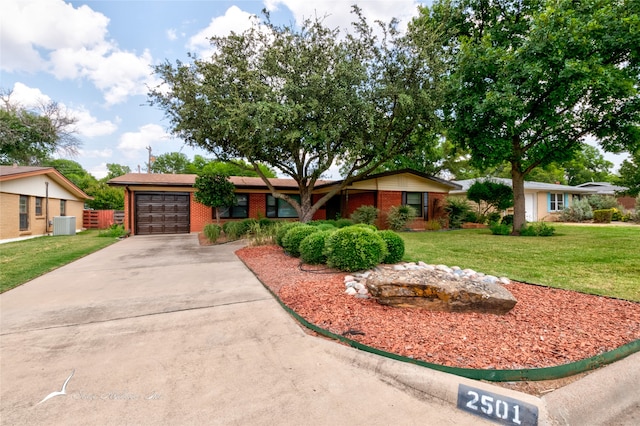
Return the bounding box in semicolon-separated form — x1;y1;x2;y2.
547;193;551;212
423;192;429;220
402;192;407;205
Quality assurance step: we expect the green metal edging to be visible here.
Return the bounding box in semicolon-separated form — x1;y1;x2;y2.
245;260;640;382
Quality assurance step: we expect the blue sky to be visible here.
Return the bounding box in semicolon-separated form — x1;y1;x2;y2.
1;0;628;179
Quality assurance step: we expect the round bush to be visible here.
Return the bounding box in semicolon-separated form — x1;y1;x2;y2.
315;223;337;232
275;222;304;247
282;225;319;257
335;218;355;228
299;231;332;264
377;230;405;264
501;214;514;226
325;227;388;272
352;223;377;231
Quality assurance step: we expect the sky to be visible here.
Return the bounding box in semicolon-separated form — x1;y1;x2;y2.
1;0;629;179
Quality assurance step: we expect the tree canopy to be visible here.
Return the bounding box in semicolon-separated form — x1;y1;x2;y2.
0;92;80;165
149;7;444;222
412;0;640;233
193;172;237;224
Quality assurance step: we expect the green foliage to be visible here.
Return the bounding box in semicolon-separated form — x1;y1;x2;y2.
335;218;355;228
97;224;128;238
611;208;624;222
222;221;248;240
105;163;131;180
616;150;640;197
466;179;514;213
203;223;222;242
417;0;640;232
150;7;445;223
587;195;619;211
487;212;502;225
85;182;125;210
325;226;388;272
377;230;405;264
248;221;278;246
386;205;417;231
275;222;305;247
299;231;333;265
444;197;472;229
501;214;514;226
560;198;593;222
464;211;486;224
424;220;442;231
520;222;556;237
187;156;277;178
352;223;378;231
282;225;319;257
490;223;512;236
350;205;379;225
150;152;190;174
193;172;236;223
593;209;614;223
315;224;337;232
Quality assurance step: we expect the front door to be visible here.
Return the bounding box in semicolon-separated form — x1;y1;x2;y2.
525;193;535;222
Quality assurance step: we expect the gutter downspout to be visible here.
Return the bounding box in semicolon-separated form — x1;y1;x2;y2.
45;181;50;234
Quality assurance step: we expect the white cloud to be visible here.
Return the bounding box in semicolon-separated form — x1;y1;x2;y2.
265;0;422;32
1;0;109;73
117;124;171;159
73;109;118;138
88;163;110;179
79;148;113;159
167;29;178;41
187;6;259;56
2;0;157;106
7;82;51;106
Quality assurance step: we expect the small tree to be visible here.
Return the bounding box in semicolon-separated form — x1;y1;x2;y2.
467;180;514;215
193;173;236;225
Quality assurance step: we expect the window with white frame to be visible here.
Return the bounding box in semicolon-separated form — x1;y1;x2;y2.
549;193;565;212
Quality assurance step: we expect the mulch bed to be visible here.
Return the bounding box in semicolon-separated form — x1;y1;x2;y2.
236;245;640;372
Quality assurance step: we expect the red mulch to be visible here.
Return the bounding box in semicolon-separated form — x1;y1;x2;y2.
236;245;640;370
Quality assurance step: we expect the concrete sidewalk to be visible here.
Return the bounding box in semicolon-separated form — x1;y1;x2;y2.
1;234;637;425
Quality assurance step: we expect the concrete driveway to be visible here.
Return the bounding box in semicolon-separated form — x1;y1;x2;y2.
1;234;494;425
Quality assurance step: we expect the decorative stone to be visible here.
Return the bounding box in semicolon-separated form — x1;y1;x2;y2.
345;287;358;296
365;267;517;314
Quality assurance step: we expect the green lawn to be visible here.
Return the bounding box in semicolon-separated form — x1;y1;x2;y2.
401;224;640;302
0;231;120;293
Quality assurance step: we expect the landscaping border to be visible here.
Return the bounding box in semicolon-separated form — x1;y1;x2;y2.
241;256;640;382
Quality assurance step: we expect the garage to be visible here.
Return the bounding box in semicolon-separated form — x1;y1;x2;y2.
135;192;190;235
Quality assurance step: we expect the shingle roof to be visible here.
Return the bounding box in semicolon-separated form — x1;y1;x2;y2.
0;165;92;199
108;173;334;189
451;177;597;194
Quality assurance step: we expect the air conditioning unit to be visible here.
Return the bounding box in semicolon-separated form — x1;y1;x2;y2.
53;216;76;236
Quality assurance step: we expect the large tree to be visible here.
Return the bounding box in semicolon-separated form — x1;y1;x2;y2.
413;0;640;233
149;8;444;222
0;92;80;165
617;149;640;196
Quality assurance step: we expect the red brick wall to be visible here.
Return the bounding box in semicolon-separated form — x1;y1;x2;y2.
346;192;377;217
249;193;266;219
190;194;212;232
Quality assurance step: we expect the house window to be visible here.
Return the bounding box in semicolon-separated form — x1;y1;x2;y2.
60;200;66;216
402;192;427;219
219;194;249;219
266;194;300;218
549;193;565;212
35;197;43;216
19;195;29;230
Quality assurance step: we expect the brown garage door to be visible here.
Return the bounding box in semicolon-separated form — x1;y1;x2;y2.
135;192;190;235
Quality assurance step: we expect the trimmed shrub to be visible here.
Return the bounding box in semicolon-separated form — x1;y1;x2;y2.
487;212;502;225
315;223;337;232
352;223;377;231
325;227;388;272
593;209;614;223
386;205;417;231
309;219;337;227
335;218;355;228
350;205;380;225
203;223;222;242
282;225;319;257
377;230;405;264
275;221;304;247
490;223;511;235
520;222;556;237
501;214;514;226
300;231;333;265
588;195;619;210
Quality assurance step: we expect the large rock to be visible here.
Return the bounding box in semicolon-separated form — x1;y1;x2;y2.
365;267;517;314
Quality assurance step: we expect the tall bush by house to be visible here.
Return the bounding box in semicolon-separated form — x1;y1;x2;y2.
560;198;593;222
350;205;380;225
386;205;417;231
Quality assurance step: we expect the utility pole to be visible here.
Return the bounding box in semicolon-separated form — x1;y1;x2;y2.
146;146;153;173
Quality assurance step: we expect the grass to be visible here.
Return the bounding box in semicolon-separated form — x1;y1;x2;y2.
401;224;640;302
0;230;120;293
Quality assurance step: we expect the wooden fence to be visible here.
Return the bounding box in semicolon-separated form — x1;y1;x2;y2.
83;210;125;229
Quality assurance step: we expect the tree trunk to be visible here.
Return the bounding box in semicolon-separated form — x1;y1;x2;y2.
215;207;220;226
511;166;527;236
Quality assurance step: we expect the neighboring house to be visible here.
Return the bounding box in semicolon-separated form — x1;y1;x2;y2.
575;182;636;210
0;166;92;242
108;169;461;235
451;178;596;222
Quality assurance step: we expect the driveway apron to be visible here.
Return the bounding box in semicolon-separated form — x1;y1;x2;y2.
1;234;490;425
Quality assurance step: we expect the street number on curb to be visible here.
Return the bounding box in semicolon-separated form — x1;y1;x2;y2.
457;384;538;426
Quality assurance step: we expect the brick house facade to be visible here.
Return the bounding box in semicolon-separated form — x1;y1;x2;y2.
109;169;461;235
